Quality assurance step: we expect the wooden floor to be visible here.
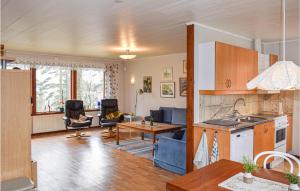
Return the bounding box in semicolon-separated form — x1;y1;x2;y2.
32;128;178;191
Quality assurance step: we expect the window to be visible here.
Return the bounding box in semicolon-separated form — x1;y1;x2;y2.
77;68;104;109
36;66;71;112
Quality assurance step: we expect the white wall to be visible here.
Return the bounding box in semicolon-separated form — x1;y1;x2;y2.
264;40;300;155
32;111;99;134
123;53;187;117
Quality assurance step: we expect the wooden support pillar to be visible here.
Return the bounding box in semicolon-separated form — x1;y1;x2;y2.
186;24;195;173
71;70;77;99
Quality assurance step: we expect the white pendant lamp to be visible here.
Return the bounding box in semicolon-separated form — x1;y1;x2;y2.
247;0;300;90
119;49;136;60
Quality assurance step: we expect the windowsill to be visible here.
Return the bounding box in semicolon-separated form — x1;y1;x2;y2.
32;109;99;116
32;111;64;116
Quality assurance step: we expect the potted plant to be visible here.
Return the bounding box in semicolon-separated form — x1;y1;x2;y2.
242;156;257;184
149;117;154;126
285;172;300;191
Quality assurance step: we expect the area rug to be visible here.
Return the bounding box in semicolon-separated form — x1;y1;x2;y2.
104;137;153;160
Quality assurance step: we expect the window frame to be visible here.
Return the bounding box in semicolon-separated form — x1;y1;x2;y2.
31;67;104;116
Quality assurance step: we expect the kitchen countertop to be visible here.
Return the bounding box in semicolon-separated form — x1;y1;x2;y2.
194;112;292;133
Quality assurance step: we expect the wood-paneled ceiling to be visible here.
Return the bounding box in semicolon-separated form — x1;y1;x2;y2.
1;0;299;58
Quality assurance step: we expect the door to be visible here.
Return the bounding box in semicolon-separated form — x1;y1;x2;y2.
215;42;237;90
253;122;275;166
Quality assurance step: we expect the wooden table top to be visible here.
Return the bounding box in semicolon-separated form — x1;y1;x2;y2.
166;159;288;191
117;122;182;134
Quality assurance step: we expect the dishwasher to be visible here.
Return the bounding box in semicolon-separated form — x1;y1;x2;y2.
230;128;254;163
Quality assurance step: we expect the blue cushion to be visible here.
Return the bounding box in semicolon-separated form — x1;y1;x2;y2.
171;108;186;125
159;107;174;123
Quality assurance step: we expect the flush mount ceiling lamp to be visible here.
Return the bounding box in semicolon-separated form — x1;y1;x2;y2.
119;49;136;60
247;0;300;91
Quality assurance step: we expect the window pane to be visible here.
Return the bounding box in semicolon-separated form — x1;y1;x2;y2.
77;68;104;109
36;66;71;112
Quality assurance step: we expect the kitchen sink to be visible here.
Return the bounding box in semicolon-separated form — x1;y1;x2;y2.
237;116;267;123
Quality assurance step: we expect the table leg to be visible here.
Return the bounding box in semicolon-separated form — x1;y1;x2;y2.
116;125;119;145
141;132;144;140
152;134;156;156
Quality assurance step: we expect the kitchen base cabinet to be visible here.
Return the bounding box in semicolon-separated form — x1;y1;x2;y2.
286;116;293;152
253;121;275;167
193;126;230;167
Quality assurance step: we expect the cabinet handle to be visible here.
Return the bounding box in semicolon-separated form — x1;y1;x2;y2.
264;128;268;133
229;79;232;88
225;79;228;88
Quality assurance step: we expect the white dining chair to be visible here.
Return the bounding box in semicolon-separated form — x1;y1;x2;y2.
254;151;300;176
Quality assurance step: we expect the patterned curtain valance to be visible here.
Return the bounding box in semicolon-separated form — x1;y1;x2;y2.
6;50;121;69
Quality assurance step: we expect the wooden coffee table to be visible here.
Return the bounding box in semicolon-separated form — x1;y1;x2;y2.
116;122;182;154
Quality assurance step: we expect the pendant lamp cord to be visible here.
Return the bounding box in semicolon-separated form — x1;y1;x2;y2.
282;0;286;61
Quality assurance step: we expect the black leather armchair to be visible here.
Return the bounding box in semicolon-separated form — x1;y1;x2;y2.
98;99;124;138
63;100;93;138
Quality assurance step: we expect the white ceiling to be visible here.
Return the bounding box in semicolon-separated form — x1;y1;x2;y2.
1;0;299;58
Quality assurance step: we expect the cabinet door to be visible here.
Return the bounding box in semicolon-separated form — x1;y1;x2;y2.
236;48;258;90
270;54;278;65
253;122;275;166
286;116;293;152
215;42;237;90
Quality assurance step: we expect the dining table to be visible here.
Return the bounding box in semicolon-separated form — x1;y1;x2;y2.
166;159;289;191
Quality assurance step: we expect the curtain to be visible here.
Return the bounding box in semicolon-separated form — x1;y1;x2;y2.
104;63;119;99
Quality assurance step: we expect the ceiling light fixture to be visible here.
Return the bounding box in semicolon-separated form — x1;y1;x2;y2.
247;0;300;90
119;49;136;60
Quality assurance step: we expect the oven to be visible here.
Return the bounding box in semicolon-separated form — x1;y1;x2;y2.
275;126;287;148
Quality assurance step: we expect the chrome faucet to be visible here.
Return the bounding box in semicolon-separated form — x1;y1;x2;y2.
233;98;246;116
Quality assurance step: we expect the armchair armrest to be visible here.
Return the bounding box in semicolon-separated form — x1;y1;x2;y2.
62;116;71;129
85;115;93;120
154;136;186;169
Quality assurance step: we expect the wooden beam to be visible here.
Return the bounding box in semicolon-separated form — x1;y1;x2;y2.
71;70;77;99
186;24;195;173
31;68;37;115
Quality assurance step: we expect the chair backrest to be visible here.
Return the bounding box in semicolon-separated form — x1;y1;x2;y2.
65;100;85;119
100;99;118;118
254;151;300;176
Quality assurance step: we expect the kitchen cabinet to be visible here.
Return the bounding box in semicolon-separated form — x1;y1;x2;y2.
198;41;258;94
193;126;231;165
253;121;275;166
286;115;293;152
270;54;279;65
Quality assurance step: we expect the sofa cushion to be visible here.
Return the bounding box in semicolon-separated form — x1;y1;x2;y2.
172;129;185;140
150;110;164;122
159;107;174;123
171;108;186;125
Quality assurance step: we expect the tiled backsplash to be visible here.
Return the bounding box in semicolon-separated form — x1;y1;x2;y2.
199;92;295;122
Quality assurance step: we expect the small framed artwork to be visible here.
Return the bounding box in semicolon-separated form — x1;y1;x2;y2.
143;76;152;93
160;82;175;98
183;60;187;73
162;67;173;81
179;77;187;97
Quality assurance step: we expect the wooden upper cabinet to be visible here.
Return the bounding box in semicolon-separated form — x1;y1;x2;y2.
216;42;237;90
270;54;278;65
253;121;275;166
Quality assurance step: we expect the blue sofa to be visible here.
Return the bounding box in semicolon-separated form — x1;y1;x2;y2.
151;107;187;175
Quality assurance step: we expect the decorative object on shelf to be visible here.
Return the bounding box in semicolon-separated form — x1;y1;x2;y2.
59;90;65;112
160;82;175;98
247;0;300;91
162;67;173;81
143;76;152;93
119;49;136;60
183;60;187;73
242;156;257;184
179;77;187;97
47;101;51;112
134;89;144;115
285;172;300;191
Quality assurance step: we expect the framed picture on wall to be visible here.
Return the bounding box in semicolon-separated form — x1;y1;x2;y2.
162;67;173;81
183;60;187;73
160;82;175;98
143;76;152;93
179;77;187;97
